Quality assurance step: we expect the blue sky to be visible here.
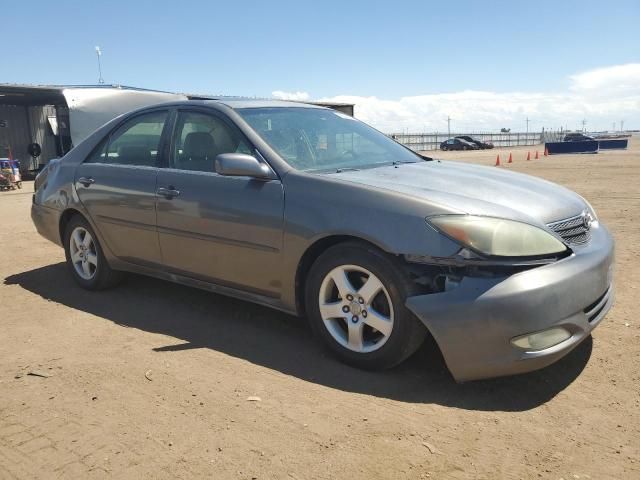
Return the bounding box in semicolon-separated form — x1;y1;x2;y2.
2;0;639;131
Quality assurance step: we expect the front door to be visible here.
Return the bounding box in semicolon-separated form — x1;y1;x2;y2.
156;109;285;297
74;110;168;266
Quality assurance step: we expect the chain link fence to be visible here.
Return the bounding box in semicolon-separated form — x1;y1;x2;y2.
388;130;565;152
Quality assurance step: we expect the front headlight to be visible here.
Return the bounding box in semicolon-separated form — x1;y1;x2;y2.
428;215;567;257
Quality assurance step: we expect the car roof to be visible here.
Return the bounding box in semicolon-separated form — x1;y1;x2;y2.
187;98;327;110
127;99;331;119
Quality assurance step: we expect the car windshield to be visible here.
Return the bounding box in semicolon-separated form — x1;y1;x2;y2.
237;107;422;172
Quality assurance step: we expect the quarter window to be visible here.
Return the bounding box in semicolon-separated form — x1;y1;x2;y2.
172;112;251;172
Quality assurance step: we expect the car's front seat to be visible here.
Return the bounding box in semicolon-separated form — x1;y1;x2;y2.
181;132;217;171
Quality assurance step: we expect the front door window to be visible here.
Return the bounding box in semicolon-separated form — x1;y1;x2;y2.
172;112;251;172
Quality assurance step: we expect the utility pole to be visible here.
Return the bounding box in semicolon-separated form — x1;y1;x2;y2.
95;46;104;84
620;120;624;132
447;116;451;137
581;119;587;132
526;117;530;137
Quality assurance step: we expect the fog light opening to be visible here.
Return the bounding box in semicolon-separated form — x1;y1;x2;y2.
511;327;571;351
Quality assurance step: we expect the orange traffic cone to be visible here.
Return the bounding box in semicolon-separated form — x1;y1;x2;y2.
495;154;501;166
544;147;549;157
508;153;513;163
535;150;539;159
526;151;531;161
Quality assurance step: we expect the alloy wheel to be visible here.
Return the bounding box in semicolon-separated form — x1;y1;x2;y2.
318;264;394;353
69;226;98;280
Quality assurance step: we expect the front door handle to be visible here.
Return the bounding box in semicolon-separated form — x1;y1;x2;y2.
157;186;180;199
77;176;95;187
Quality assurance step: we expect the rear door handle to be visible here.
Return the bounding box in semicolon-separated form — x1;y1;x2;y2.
77;176;95;187
157;186;180;198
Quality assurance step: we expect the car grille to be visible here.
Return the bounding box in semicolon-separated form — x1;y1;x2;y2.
547;212;592;245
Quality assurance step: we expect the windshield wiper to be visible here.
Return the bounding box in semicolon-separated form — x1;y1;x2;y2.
335;167;360;173
392;160;418;165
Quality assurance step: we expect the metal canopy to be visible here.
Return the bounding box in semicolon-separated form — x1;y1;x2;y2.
0;84;355;148
0;84;67;106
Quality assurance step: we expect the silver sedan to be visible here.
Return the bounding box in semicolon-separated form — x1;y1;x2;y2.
31;100;614;381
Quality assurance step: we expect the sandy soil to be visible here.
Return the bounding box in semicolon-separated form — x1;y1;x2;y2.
0;140;638;479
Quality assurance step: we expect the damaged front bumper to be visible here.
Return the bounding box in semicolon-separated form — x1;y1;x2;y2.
405;223;615;382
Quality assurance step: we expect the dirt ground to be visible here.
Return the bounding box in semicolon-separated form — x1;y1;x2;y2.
1;139;638;479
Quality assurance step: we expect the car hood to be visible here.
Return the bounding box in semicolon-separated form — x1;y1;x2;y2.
329;160;587;225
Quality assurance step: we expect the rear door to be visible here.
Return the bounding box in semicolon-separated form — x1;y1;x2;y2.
74;110;169;267
156;109;284;297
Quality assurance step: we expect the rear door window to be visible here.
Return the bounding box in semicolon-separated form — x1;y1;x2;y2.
87;111;168;166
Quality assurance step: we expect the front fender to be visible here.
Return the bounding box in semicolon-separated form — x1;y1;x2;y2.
279;171;462;312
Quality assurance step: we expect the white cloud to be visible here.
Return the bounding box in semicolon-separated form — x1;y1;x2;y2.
570;63;640;93
271;90;310;101
312;64;640;133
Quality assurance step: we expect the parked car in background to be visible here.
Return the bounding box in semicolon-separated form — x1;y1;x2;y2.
440;138;479;151
31;100;614;381
455;135;494;149
564;133;594;142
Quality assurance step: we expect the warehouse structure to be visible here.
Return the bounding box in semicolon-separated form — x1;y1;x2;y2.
0;84;354;174
0;85;67;171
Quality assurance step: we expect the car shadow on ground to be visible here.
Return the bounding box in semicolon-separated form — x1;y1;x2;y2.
5;263;593;412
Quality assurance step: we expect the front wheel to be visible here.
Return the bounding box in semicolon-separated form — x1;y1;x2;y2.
305;242;427;370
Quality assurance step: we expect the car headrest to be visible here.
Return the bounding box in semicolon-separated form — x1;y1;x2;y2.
212;128;239;154
183;132;216;159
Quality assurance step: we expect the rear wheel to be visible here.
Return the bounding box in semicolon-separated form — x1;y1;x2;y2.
305;242;427;370
63;215;123;290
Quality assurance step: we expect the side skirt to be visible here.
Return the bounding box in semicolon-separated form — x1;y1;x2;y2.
112;260;298;317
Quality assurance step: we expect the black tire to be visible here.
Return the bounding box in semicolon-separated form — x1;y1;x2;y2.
462;145;469;151
441;146;448;151
63;215;123;290
305;241;427;370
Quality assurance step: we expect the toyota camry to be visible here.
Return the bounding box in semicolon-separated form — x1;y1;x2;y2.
31;100;614;381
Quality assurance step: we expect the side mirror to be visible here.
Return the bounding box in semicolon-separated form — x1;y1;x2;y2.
215;153;272;179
